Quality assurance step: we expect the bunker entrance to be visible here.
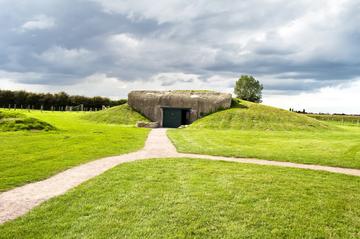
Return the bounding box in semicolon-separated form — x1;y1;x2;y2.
162;107;190;128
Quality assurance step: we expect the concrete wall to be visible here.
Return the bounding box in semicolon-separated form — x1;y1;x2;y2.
128;91;232;126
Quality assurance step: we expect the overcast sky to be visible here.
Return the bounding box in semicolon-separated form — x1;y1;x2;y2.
0;0;359;113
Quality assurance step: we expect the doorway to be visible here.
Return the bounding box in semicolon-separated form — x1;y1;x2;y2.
162;107;190;128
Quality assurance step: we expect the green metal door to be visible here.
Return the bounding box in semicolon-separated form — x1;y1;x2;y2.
162;108;182;128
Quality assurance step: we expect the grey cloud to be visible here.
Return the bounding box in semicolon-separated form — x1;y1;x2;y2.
0;0;360;95
161;78;194;87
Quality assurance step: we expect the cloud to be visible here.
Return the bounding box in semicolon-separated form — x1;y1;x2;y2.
20;15;55;31
0;0;360;112
151;72;199;86
36;46;95;66
0;70;43;83
0;71;127;98
91;0;216;23
264;79;360;114
108;33;141;49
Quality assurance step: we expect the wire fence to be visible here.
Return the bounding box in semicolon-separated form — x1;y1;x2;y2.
307;114;360;126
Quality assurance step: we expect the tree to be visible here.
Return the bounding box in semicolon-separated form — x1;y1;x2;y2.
234;75;263;103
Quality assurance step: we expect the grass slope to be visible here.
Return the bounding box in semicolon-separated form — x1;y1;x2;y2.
0;111;55;131
191;99;332;131
0;109;149;192
0;158;359;238
82;104;149;125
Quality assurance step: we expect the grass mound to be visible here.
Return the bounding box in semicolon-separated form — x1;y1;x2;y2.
0;111;55;131
82;104;149;125
190;99;333;131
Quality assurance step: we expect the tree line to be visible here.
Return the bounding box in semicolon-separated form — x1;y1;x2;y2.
0;90;126;110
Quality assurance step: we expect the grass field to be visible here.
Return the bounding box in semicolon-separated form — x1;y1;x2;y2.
0;158;358;238
168;100;360;169
0;102;359;238
0;109;149;192
168;125;360;169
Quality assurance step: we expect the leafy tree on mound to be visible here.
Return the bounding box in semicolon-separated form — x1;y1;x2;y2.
234;75;263;103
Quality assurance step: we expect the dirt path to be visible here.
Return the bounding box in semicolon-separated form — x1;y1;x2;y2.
0;128;359;224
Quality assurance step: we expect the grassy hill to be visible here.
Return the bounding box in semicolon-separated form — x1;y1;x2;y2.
190;99;333;131
0;111;55;131
82;104;149;125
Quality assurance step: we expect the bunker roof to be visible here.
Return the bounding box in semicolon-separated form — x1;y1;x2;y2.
129;90;231;100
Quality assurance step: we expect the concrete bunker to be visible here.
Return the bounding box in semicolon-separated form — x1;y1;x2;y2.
128;91;232;128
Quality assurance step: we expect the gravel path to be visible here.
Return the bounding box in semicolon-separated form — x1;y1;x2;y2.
1;128;359;224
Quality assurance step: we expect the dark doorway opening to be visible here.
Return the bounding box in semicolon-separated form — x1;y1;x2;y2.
162;107;190;128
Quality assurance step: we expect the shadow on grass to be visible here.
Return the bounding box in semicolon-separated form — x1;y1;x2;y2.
231;98;248;109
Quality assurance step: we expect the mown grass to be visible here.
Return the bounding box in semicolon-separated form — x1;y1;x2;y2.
168;100;359;168
168;125;360;169
81;104;149;125
0;110;55;131
0;109;149;192
192;99;333;131
0;158;359;238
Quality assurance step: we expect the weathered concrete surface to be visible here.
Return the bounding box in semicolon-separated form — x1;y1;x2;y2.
136;121;159;128
128;91;232;125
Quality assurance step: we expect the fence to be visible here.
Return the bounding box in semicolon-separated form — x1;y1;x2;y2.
307;114;360;126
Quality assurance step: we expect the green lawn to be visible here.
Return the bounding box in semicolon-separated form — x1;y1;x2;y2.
0;158;359;238
168;100;360;169
168;124;360;169
0;109;149;192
